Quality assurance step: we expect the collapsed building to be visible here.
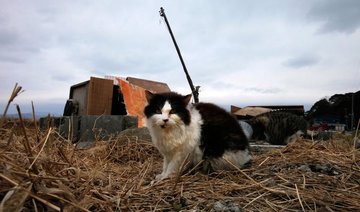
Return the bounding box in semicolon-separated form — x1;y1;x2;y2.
64;76;170;127
41;76;170;142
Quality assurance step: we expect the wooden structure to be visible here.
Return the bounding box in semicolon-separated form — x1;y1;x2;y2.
67;76;171;127
69;77;113;116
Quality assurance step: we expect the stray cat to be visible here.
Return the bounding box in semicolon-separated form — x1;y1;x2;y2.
248;111;308;145
144;91;251;180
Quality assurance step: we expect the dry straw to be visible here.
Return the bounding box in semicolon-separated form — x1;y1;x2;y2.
0;118;359;211
0;83;23;128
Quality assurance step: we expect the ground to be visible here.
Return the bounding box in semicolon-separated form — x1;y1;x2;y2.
0;119;359;211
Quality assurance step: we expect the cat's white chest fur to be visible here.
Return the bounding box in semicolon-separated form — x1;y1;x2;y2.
145;105;203;180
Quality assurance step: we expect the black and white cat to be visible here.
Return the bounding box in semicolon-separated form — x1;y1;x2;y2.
144;91;251;180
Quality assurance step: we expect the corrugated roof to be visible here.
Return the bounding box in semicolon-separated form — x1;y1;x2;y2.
233;106;272;117
249;105;305;116
126;77;171;93
232;105;305;118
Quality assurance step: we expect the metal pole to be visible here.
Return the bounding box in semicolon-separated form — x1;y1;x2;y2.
351;92;354;130
159;7;199;103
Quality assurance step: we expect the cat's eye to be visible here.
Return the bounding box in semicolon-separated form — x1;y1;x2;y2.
155;109;162;114
169;109;176;114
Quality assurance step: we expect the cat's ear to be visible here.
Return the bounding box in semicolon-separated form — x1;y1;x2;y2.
145;90;154;103
183;94;192;105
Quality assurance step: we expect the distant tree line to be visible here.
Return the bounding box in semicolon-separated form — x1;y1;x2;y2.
305;90;360;130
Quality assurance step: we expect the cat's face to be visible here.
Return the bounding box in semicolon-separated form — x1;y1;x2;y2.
144;91;192;129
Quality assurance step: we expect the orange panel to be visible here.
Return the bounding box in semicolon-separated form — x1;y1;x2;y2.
117;78;147;127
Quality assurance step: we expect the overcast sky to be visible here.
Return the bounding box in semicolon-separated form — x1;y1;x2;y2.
1;0;360;115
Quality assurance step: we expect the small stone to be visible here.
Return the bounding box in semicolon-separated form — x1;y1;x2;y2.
212;201;241;212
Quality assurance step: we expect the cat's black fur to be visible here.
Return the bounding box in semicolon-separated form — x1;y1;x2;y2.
194;103;249;158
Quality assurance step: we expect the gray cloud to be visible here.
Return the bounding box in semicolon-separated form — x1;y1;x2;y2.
0;1;359;114
244;87;282;94
51;74;73;82
308;0;360;34
0;25;42;64
0;54;25;63
0;29;18;45
283;55;320;69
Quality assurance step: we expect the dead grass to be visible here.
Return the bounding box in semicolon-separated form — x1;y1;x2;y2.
0;117;359;211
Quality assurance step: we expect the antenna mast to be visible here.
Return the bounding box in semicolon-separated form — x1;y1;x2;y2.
159;7;199;103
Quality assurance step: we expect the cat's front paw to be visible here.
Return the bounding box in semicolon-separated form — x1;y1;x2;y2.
155;173;165;180
150;173;167;185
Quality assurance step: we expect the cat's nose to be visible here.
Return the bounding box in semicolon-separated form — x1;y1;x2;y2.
163;119;169;123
